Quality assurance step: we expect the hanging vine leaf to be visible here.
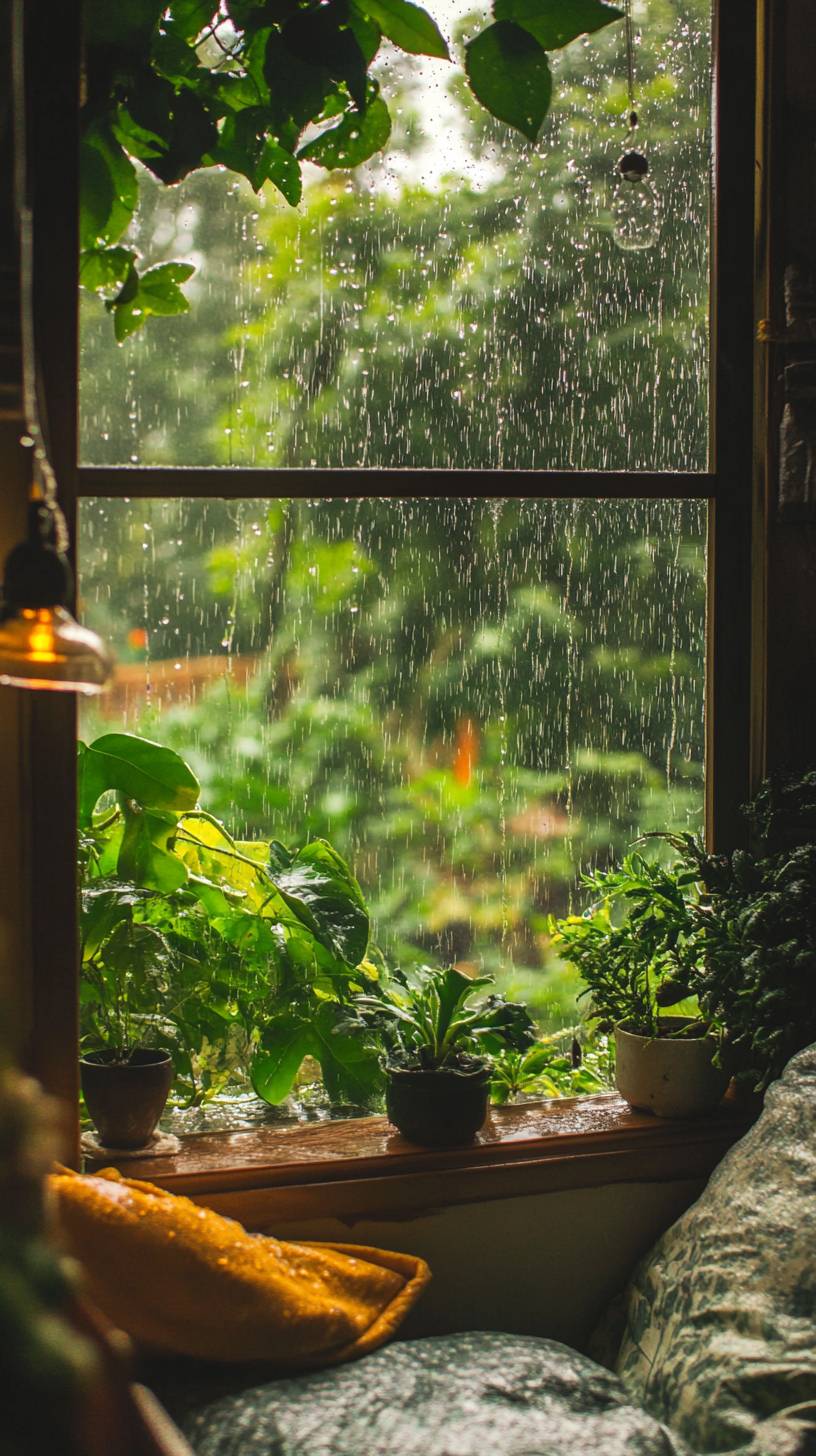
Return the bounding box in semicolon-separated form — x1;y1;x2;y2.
212;109;302;200
351;0;449;59
109;261;196;341
492;0;623;51
299;91;391;169
80;0;622;336
465;21;552;142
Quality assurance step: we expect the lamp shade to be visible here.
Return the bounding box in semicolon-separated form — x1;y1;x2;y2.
0;500;114;695
0;604;113;694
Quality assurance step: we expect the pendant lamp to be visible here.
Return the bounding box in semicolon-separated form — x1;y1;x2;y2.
0;0;113;695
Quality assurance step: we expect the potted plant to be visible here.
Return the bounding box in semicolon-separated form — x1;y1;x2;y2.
659;772;816;1094
78;731;387;1132
348;964;536;1145
80;883;177;1148
549;851;728;1119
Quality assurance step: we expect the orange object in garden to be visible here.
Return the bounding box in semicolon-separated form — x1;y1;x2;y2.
127;627;148;652
453;717;479;786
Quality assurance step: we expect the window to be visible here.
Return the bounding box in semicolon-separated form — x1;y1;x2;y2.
65;0;757;1170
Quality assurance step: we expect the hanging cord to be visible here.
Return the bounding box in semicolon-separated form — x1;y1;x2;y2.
11;0;69;554
624;0;639;134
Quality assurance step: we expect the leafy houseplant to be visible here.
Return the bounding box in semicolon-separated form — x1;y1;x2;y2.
348;964;536;1144
548;852;728;1119
489;1032;611;1106
78;731;385;1128
659;772;816;1093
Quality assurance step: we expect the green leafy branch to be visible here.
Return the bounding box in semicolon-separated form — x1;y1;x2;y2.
81;0;622;338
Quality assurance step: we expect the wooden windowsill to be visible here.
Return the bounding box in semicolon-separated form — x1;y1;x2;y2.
82;1093;755;1224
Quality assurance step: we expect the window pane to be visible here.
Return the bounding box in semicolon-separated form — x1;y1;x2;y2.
79;0;711;471
79;495;706;1055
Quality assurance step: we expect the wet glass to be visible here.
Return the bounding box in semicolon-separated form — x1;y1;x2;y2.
79;0;712;472
79;495;706;1031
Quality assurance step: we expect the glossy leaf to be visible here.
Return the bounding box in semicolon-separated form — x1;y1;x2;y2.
117;807;190;892
352;0;448;59
347;8;381;65
79;128;138;249
272;839;369;966
263;32;333;128
212;110;302;202
110;261;195;341
310;1000;384;1106
298;93;391;169
465;21;551;141
163;0;216;42
79;733;200;824
492;0;622;51
251;1013;314;1102
284;6;369;111
79;246;136;296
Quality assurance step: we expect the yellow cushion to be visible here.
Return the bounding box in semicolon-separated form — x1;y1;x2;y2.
50;1166;430;1368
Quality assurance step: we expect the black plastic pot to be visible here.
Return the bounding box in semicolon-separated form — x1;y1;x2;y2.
80;1048;173;1150
385;1060;491;1146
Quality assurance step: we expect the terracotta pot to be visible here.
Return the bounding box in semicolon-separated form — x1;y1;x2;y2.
80;1049;173;1150
386;1061;491;1146
614;1019;729;1119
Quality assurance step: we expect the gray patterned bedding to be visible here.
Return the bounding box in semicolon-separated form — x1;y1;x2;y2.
151;1045;816;1456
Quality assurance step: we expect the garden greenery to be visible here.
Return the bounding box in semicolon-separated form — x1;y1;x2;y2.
79;730;383;1105
81;0;622;337
80;729;565;1109
550;775;816;1091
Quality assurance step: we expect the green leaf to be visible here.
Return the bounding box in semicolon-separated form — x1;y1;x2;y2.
492;0;622;50
298;94;391;169
251;1014;314;1103
185;875;235;918
351;0;448;58
347;9;381;64
263;32;332;129
79;247;137;296
79;733;200;824
435;967;488;1042
117;807;189;892
283;6;369;111
211;111;302;201
272;839;369;966
110;261;195;341
79;143;115;252
263;140;302;204
81;885;145;961
79;128;138;249
163;0;216;42
127;76;218;184
310;1001;384;1106
465;21;551;141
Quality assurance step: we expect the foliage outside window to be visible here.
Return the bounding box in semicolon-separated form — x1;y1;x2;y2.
78;0;713;1126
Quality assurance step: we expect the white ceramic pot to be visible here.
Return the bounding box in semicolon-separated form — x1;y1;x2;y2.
614;1018;729;1118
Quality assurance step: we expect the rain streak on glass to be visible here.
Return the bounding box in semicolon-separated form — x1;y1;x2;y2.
79;0;712;471
79;496;707;1030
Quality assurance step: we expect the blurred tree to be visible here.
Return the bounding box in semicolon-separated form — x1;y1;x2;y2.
79;0;709;1030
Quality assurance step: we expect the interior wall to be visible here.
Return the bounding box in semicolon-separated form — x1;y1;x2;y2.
250;1177;704;1350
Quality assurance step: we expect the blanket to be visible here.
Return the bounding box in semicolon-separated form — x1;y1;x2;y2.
49;1166;430;1369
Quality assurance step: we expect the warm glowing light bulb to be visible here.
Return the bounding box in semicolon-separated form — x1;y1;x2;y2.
612;149;661;253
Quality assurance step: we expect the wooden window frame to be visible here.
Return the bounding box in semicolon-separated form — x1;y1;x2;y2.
18;0;763;1195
